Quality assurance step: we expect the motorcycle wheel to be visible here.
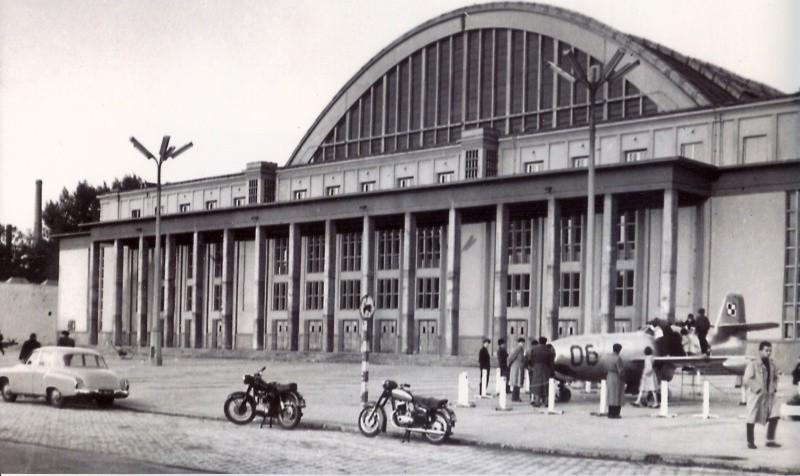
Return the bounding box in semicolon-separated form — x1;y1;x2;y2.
357;404;384;437
224;393;256;425
277;400;302;429
423;411;451;445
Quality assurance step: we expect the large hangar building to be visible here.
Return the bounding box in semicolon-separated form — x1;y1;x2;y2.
58;3;800;363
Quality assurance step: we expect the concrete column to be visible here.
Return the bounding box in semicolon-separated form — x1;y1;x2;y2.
287;223;302;351
445;206;461;355
400;213;416;353
599;194;618;334
221;229;235;349
492;204;509;341
323;220;337;352
660;189;678;323
253;226;266;350
112;239;124;346
190;232;206;348
361;216;375;351
164;235;176;347
88;241;101;346
137;235;149;347
542;197;561;340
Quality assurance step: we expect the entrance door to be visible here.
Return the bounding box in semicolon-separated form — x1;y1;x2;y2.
507;319;528;340
275;320;291;351
417;320;438;355
341;320;360;352
307;320;323;351
377;319;397;353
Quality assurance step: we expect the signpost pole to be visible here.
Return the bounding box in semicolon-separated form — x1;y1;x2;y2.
359;294;375;408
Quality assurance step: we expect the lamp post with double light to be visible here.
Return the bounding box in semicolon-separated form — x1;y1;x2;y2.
130;135;193;366
549;49;639;334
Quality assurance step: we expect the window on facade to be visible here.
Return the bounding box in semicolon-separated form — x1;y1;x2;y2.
397;177;414;188
97;247;105;331
560;272;580;307
465;149;479;178
274;238;288;275
377;229;401;270
784;191;799;340
572;156;588;168
485;150;498;177
508;219;532;264
212;244;222;278
153;205;164;215
340;232;361;272
185;286;193;311
377;278;399;309
437;172;454;184
339;279;361;310
293;190;307;200
680;142;703;160
179;203;190;213
326;185;341;196
506;274;530;308
525;161;544;173
131;209;141;218
416;277;440;309
187;246;194;278
248;179;258;204
306;235;325;273
262;179;275;203
233;197;245;207
615;270;635;307
624;149;646;162
561;215;582;262
272;282;287;311
213;284;222;311
360;181;375;192
205;200;217;210
160;285;165;312
305;281;324;310
617;211;636;260
417;226;441;268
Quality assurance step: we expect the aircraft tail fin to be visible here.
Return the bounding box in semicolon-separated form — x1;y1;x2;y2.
710;294;746;343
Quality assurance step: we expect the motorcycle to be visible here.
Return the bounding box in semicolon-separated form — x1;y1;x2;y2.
223;366;305;429
357;379;456;444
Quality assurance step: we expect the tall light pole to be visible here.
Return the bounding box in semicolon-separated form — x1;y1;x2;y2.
549;49;639;334
130;135;193;366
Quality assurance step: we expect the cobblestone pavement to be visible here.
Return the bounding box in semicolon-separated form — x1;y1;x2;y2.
0;398;767;475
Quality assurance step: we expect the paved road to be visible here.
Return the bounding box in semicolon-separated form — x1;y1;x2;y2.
0;397;763;474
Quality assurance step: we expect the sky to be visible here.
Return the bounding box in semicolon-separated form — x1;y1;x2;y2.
1;0;798;233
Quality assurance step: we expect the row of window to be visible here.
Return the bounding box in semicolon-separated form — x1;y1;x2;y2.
130;198;256;218
784;191;799;339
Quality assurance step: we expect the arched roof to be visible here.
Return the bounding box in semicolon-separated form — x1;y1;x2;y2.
288;2;784;166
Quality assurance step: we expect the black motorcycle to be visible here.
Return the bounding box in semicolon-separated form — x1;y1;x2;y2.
223;366;305;429
357;379;456;444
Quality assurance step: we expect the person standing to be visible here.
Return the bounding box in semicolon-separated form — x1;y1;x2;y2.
529;337;550;407
695;308;711;355
19;333;41;362
497;338;509;393
743;341;780;449
57;331;75;347
478;338;491;395
632;346;658;408
604;343;626;418
0;329;5;355
507;337;526;402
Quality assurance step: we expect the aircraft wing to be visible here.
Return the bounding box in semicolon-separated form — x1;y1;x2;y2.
651;355;749;375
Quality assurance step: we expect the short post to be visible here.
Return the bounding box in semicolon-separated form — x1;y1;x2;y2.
693;381;718;419
480;369;489;398
457;371;475;407
591;379;608;416
494;368;503;396
538;378;564;415
655;380;676;418
582;381;596;394
739;383;747;406
358;295;375;408
495;377;512;411
522;369;531;394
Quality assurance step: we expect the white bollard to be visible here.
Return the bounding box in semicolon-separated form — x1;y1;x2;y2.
655;380;675;418
591;380;608;416
740;383;747;406
522;369;530;394
457;371;475;407
693;381;719;419
548;378;556;411
480;369;489;398
495;368;503;396
495;377;512;411
583;380;595;393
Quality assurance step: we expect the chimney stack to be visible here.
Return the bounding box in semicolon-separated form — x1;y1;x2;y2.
4;224;12;253
34;179;43;245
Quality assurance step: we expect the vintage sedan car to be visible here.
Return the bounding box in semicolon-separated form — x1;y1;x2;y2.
0;346;129;408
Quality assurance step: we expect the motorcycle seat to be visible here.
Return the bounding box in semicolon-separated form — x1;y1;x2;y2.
275;383;297;393
413;396;448;408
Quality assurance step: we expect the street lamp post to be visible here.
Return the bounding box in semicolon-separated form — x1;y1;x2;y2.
549;50;639;334
130;135;193;366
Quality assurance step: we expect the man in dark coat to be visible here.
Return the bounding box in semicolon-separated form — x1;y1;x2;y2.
695;308;711;355
528;337;550;406
497;339;509;393
19;333;41;362
478;338;491;395
57;331;75;347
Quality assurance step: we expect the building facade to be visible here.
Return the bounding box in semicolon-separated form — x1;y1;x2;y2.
58;3;800;360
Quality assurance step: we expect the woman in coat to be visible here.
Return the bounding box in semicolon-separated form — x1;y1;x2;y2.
604;343;626;418
743;341;780;449
507;337;526;402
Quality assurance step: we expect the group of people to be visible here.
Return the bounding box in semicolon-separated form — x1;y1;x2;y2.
478;336;555;406
646;308;712;357
3;330;75;363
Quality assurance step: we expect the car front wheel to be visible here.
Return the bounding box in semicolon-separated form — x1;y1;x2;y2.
48;388;66;408
1;382;17;403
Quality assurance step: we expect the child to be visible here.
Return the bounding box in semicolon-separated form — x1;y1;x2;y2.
632;346;659;408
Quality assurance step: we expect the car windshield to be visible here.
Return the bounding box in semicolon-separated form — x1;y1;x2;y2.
63;353;108;369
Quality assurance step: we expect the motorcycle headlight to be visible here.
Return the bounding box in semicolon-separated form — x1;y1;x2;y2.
74;377;84;389
120;379;129;391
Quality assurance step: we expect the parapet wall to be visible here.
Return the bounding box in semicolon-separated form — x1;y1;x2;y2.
0;279;59;347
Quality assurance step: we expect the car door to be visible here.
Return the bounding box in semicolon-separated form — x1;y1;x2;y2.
18;349;41;394
30;350;52;396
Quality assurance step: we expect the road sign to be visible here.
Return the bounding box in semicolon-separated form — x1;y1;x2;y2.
359;294;375;320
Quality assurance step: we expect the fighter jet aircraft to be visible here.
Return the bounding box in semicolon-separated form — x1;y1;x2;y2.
549;294;777;401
